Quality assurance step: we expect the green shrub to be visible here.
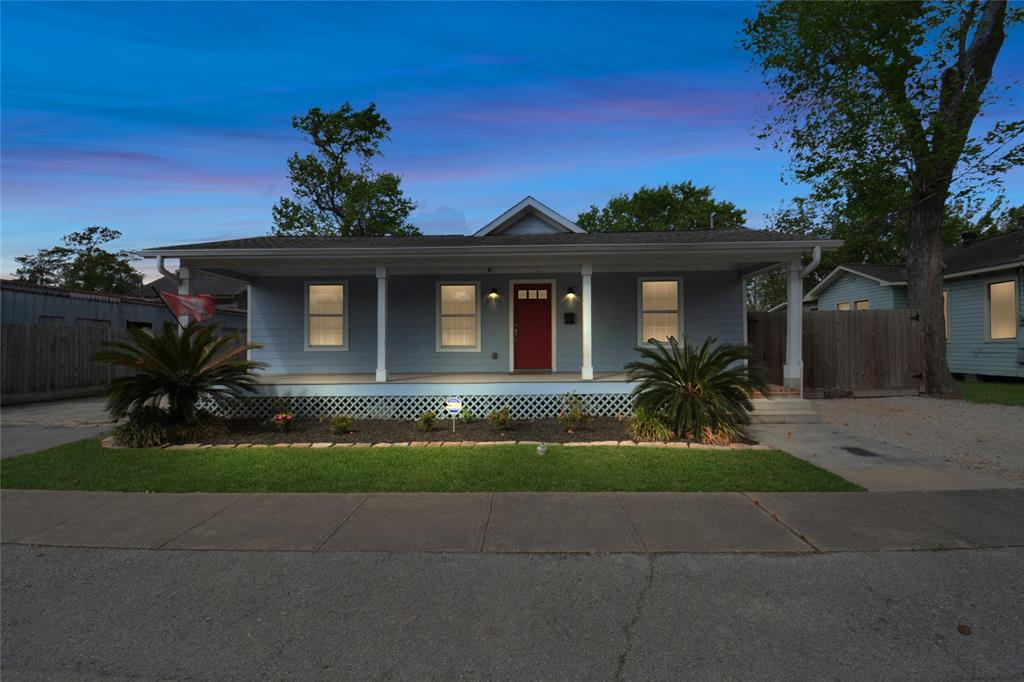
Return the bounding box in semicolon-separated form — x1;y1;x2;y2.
92;321;265;425
488;408;511;429
112;406;170;448
460;410;478;424
330;414;354;435
625;336;767;444
418;411;437;431
175;411;228;441
557;392;589;433
627;408;675;442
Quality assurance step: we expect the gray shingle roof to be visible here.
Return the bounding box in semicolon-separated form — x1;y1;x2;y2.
147;228;824;252
944;230;1024;274
840;264;908;283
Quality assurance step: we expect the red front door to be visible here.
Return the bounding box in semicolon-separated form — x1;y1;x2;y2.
513;284;552;370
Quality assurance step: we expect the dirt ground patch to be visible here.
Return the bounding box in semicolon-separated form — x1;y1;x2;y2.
813;396;1024;484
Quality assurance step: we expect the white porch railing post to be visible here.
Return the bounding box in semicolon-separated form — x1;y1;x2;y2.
783;259;803;395
375;267;388;383
177;266;191;332
581;263;594;381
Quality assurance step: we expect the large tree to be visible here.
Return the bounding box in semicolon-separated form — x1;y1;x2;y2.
272;103;419;237
577;181;746;232
743;1;1021;397
15;226;143;295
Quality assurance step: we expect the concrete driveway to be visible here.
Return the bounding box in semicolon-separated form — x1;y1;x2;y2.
1;397;112;459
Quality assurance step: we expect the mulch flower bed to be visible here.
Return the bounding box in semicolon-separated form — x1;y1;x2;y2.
175;416;756;447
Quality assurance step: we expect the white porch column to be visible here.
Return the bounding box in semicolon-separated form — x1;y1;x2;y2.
783;259;803;393
176;266;191;330
581;263;594;381
375;267;388;383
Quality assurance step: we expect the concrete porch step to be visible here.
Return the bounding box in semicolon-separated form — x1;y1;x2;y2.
749;399;823;425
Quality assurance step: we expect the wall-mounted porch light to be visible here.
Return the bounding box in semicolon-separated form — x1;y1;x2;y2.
564;286;578;302
487;288;501;301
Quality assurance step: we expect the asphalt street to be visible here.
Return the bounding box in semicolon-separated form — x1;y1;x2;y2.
2;545;1022;680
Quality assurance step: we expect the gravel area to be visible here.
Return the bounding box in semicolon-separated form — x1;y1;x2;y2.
814;397;1024;484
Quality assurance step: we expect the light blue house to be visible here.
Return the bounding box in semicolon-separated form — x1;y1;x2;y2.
141;197;839;417
805;230;1024;378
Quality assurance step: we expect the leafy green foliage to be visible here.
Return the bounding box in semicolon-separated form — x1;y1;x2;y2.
459;410;478;424
112;406;226;447
576;181;746;232
556;392;589;433
742;2;1019;396
92;322;265;424
627;408;675;443
330;415;355;434
626;336;768;444
487;408;511;430
272;103;418;237
417;411;437;432
15;226;143;294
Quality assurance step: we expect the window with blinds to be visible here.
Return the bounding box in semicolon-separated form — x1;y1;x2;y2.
307;283;345;348
438;283;479;350
639;279;680;343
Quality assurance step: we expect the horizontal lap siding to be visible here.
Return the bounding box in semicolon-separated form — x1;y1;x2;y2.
945;271;1023;378
249;277;377;373
592;271;744;372
816;273;895;310
250;271;743;376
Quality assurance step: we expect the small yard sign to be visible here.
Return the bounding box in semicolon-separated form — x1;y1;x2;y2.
444;396;463;432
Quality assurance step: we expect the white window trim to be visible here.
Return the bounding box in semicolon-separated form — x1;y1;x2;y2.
507;279;558;372
636;277;684;345
942;289;950;342
436;281;482;352
986;279;1018;342
304;281;349;351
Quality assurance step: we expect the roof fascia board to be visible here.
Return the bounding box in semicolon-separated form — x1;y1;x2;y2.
942;261;1023;280
141;239;842;260
472;196;585;236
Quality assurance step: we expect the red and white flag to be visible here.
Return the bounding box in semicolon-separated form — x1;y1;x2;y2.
158;291;216;323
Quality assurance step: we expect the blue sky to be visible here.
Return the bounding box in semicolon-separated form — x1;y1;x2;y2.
2;2;1021;280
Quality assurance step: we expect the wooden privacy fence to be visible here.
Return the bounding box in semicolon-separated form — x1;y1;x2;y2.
747;310;925;397
1;323;247;405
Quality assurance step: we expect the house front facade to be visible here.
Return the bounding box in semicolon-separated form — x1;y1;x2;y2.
805;230;1024;379
141;197;839;418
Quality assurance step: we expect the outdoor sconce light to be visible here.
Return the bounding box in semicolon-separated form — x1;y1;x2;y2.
487;288;500;301
565;287;578;302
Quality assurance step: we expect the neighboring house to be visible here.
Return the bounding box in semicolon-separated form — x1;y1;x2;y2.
148;271;248;311
140;196;840;417
805;230;1024;378
0;279;246;332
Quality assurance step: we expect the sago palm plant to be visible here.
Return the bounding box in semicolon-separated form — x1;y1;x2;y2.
625;336;768;444
93;321;265;424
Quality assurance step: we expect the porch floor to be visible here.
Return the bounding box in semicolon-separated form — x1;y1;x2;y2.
257;372;628;385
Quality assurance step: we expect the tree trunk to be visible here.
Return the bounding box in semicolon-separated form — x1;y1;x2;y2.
905;195;959;397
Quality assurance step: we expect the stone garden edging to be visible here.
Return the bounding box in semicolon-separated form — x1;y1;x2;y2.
100;437;770;451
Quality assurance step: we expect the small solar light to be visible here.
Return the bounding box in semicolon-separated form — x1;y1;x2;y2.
537;443;547;456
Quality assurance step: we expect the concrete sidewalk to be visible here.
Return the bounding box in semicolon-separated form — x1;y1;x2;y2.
3;488;1022;554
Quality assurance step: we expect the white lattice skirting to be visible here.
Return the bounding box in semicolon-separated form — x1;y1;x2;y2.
200;393;635;420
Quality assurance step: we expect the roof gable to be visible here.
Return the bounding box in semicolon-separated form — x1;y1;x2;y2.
473;196;584;236
804;264;906;301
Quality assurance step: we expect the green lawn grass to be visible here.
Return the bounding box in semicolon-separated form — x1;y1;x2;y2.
957;380;1024;407
0;439;860;493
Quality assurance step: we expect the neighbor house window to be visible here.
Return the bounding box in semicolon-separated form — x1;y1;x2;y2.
639;279;680;343
306;283;346;349
988;280;1017;340
943;290;950;341
836;302;851;311
438;283;480;350
854;300;870;310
